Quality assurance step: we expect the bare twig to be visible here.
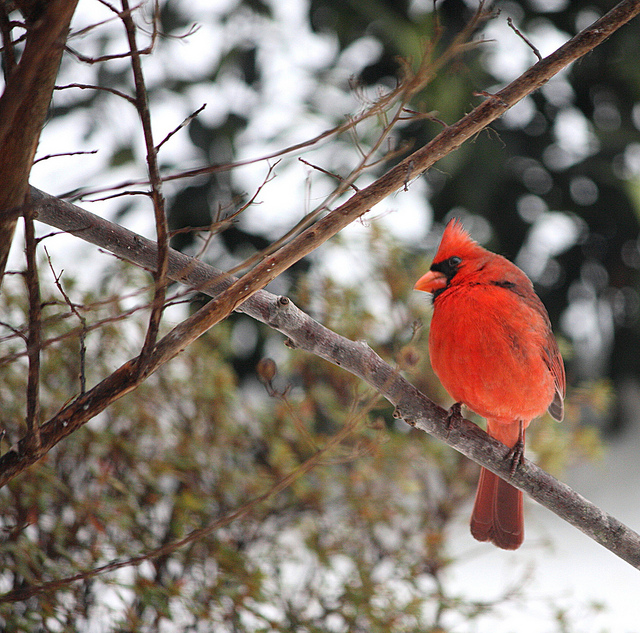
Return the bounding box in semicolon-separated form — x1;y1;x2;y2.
63;1;148;65
155;103;207;152
0;321;28;342
162;163;280;266
166;162;283;266
507;17;542;62
0;5;17;79
65;45;136;64
54;82;136;104
84;189;152;202
299;158;360;192
400;108;448;128
120;0;168;366
115;2;487;284
33;149;99;165
44;248;88;393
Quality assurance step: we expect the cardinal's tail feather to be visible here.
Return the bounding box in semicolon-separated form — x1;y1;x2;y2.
470;466;524;550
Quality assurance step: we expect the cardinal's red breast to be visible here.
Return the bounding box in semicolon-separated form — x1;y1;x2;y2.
415;219;565;549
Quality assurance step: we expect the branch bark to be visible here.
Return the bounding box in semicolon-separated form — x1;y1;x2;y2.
26;189;640;570
119;0;168;364
0;0;79;282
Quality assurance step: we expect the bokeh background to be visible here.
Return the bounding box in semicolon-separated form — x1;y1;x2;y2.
3;0;640;630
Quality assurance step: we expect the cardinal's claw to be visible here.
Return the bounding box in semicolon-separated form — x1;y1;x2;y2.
506;441;524;475
445;402;464;438
507;420;525;475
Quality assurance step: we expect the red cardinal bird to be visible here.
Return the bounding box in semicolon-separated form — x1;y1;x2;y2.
414;219;565;550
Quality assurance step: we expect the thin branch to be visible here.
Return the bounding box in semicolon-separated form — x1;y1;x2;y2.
68;9;129;39
44;248;88;393
28;188;640;570
0;321;28;342
65;45;137;64
0;5;17;79
87;189;152;202
33;149;99;165
98;0;129;14
120;0;168;366
168;163;282;267
155;103;207;152
507;17;542;62
22;204;42;451
63;1;147;65
54;82;136;104
299;158;360;192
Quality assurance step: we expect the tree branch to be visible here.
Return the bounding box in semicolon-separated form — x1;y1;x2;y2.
120;0;168;366
27;188;640;570
0;0;79;283
22;199;42;452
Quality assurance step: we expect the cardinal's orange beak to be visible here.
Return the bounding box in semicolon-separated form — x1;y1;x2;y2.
414;270;447;294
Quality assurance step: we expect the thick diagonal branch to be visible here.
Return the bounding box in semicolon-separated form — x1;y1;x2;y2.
185;0;640;320
27;189;640;570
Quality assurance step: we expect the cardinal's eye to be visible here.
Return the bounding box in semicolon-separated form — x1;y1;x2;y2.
430;255;462;279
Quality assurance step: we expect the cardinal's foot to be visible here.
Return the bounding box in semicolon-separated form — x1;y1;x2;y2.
507;437;525;475
445;402;464;437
